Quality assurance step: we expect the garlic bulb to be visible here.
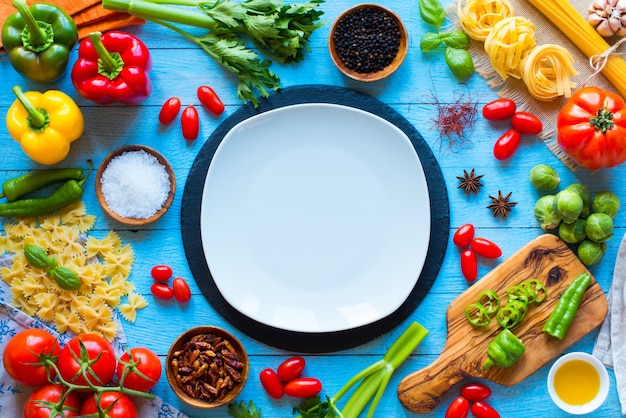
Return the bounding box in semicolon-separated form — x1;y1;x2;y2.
588;0;626;37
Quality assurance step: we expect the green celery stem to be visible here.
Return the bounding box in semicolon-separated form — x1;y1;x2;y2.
101;0;217;29
384;321;429;369
89;32;118;73
341;370;386;418
12;85;46;128
12;0;47;47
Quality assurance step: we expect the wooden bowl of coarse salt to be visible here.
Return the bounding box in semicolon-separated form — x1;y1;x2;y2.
95;145;176;226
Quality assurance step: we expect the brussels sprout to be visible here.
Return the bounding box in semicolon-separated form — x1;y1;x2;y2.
553;189;583;224
529;164;560;191
584;212;614;242
565;183;591;218
592;191;620;219
577;239;607;266
534;195;561;230
559;219;586;244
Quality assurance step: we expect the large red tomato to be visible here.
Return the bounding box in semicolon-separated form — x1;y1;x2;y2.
23;383;82;418
117;347;162;391
80;392;138;418
57;334;116;389
557;86;626;169
3;329;60;386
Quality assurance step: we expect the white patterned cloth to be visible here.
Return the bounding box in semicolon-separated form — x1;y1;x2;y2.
0;301;187;417
593;232;626;414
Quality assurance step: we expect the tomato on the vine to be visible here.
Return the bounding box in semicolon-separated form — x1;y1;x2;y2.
444;395;470;418
284;377;322;398
461;382;492;401
277;356;306;382
453;224;475;249
158;97;181;124
197;85;225;115
3;328;60;386
260;368;284;399
24;383;82;418
493;129;521;160
117;347;162;392
471;238;502;258
81;392;138;418
471;400;500;418
181;105;199;140
482;98;516;121
57;334;116;389
172;277;191;302
460;249;478;282
511;112;543;135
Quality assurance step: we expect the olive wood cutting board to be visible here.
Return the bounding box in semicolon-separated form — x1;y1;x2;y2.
397;234;608;413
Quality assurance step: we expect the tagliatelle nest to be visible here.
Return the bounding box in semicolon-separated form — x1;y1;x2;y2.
0;201;147;341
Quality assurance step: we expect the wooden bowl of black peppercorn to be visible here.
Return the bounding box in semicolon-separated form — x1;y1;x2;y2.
329;4;408;82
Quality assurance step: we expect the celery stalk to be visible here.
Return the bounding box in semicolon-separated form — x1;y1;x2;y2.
295;321;429;418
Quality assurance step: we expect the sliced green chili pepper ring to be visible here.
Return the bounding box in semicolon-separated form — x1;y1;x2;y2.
528;279;547;303
507;285;529;305
477;290;501;316
507;300;528;321
496;305;522;329
465;303;491;327
519;282;537;303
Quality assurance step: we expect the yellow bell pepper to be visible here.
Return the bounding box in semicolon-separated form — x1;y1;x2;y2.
6;85;84;165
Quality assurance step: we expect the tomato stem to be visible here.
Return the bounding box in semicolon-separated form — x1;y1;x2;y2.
590;106;615;133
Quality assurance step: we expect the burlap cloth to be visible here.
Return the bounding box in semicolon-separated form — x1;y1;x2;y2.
454;0;620;170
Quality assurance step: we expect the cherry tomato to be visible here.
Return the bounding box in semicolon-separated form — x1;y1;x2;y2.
460;249;478;282
284;377;322;398
181;105;199;140
471;400;500;418
453;224;475;249
461;382;492;401
151;265;173;281
511;111;543;135
277;356;306;382
81;392;138;418
482;98;516;121
471;238;502;259
3;329;60;386
445;395;470;418
260;368;284;399
24;384;82;418
151;283;174;300
172;277;192;302
57;334;116;390
117;347;162;391
158;97;181;124
197;85;225;115
493;129;521;160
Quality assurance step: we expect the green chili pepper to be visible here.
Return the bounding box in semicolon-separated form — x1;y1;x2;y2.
528;279;547;303
477;290;501;316
465;302;490;327
482;328;525;370
0;166;85;201
23;244;81;290
0;161;91;218
542;273;592;340
495;304;523;329
1;0;78;83
507;285;530;305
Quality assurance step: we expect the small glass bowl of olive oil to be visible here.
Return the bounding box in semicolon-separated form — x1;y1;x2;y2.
547;352;610;415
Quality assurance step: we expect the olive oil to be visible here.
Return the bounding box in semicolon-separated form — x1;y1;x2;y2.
553;359;601;405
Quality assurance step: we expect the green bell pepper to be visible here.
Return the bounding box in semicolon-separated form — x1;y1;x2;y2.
1;0;78;83
482;328;526;370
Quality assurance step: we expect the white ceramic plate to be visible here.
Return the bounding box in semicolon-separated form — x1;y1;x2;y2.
200;103;431;333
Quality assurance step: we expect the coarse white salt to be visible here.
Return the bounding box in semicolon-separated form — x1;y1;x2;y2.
100;150;171;219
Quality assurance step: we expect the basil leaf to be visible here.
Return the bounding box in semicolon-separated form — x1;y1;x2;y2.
49;266;81;291
445;47;475;79
419;0;446;28
421;32;442;51
440;30;471;49
23;244;51;270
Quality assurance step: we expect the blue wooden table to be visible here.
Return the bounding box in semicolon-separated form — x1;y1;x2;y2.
1;0;624;416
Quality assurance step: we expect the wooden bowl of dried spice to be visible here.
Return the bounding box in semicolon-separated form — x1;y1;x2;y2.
95;144;176;226
329;4;408;82
166;326;249;409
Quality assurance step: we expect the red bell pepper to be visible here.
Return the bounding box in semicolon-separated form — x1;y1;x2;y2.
71;31;152;105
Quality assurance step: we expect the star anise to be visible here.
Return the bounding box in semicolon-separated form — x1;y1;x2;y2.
487;190;517;220
457;169;484;195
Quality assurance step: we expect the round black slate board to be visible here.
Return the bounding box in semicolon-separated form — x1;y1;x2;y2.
181;85;449;353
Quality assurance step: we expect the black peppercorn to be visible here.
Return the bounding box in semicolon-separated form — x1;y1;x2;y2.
333;7;401;74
